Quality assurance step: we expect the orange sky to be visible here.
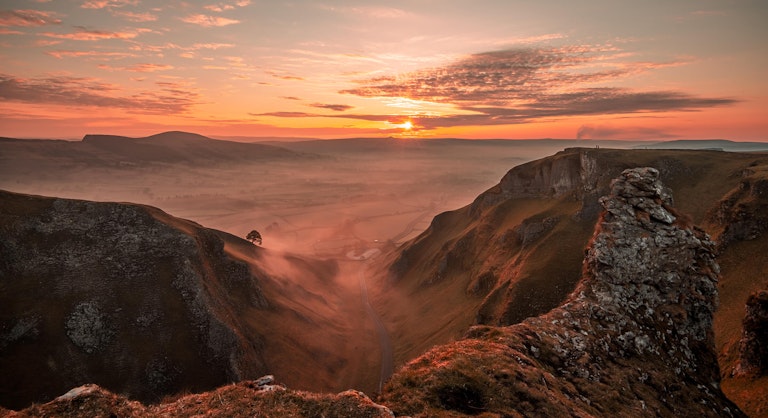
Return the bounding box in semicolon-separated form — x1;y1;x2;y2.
1;1;766;140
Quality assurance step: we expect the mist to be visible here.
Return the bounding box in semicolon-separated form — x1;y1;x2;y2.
0;134;647;395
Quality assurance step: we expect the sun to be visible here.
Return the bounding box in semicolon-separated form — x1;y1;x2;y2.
402;120;413;131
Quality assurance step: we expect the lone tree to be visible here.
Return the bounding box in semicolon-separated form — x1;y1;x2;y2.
246;230;262;246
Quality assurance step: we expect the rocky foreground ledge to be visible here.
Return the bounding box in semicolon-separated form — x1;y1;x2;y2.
2;168;745;417
379;168;745;417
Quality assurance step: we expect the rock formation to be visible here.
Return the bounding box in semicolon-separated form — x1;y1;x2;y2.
379;168;744;417
0;190;267;409
737;290;768;377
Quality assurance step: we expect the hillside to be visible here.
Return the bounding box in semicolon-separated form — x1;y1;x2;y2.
372;147;768;415
2;166;748;417
0;190;380;410
2;146;767;416
379;167;744;416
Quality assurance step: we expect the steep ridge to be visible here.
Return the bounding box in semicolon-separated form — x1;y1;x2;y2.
378;168;744;417
375;149;758;361
372;147;768;415
0;190;377;410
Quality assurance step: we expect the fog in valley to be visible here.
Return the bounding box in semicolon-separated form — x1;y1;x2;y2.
1;136;643;256
6;134;737;396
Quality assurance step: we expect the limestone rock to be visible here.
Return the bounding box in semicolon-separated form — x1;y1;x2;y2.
379;168;744;417
736;290;768;376
0;190;267;409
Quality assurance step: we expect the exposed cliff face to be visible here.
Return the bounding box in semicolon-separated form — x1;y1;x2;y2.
0;190;269;409
378;148;757;369
737;290;768;377
707;164;768;249
379;168;744;417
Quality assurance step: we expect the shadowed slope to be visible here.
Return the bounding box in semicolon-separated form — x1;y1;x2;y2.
0;190;379;410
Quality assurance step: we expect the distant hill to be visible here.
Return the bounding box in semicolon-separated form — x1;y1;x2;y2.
0;131;318;177
634;139;768;152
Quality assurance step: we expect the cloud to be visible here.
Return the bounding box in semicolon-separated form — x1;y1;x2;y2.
250;111;399;123
0;9;61;26
98;63;174;72
0;73;198;114
192;42;234;50
180;14;240;27
41;26;139;41
321;5;412;19
280;96;301;101
204;1;251;12
309;103;353;112
270;73;304;81
113;10;157;22
81;0;139;9
48;50;137;59
576;124;679;140
341;47;738;129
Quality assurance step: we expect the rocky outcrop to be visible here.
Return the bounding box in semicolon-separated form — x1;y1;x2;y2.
379;168;744;417
707;167;768;249
0;190;267;409
736;290;768;377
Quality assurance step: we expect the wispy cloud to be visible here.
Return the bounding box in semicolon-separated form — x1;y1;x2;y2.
98;63;174;72
48;50;137;59
0;73;198;114
270;73;304;81
204;0;251;12
113;10;158;22
180;14;240;27
0;9;61;26
309;103;353;112
41;26;139;41
81;0;139;9
321;5;413;19
339;46;738;129
250;111;397;123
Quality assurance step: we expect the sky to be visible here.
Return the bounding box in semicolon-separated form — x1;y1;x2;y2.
0;0;766;140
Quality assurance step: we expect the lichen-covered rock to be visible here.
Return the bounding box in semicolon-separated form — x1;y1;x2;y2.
736;290;768;376
708;170;768;249
64;302;115;354
380;168;744;417
0;190;268;409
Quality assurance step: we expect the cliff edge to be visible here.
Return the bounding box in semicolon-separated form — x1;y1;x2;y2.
379;168;744;417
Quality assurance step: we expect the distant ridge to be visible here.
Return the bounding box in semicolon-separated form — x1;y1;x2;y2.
83;131;213;143
0;131;320;170
635;139;768;152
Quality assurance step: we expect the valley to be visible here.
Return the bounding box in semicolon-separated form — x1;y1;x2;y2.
2;133;768;416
